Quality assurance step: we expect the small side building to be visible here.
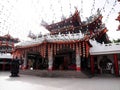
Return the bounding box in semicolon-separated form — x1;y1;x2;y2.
0;53;12;70
0;34;19;71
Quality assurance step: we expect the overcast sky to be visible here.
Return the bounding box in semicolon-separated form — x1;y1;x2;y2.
0;0;120;41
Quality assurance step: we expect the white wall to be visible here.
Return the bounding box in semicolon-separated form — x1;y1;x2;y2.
90;40;120;55
0;53;12;59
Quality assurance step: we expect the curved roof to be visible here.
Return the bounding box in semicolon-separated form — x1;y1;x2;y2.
0;34;20;43
15;25;106;49
116;12;120;21
42;9;81;32
15;10;110;49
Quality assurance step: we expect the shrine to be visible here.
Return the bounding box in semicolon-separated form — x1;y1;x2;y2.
11;0;120;77
13;9;110;73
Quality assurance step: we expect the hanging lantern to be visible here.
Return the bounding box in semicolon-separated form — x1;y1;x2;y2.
44;44;46;58
79;42;82;56
40;45;42;55
75;43;79;54
37;46;39;52
57;44;59;53
66;44;68;48
85;42;90;57
72;43;75;50
54;44;56;55
50;44;54;55
82;42;86;57
42;44;44;57
39;46;40;52
59;44;62;54
44;45;46;58
48;44;50;59
36;46;37;52
42;45;44;58
40;45;41;56
43;45;45;57
70;44;72;49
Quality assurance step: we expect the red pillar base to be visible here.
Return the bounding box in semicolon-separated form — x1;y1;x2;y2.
76;67;81;71
22;66;27;70
48;68;53;71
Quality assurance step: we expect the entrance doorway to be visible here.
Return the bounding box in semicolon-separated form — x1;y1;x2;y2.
81;57;89;71
27;52;47;70
53;48;76;70
99;56;113;74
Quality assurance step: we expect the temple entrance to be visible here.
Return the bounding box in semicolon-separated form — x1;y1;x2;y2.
92;55;114;75
81;57;89;71
99;56;113;74
27;52;47;70
53;48;76;70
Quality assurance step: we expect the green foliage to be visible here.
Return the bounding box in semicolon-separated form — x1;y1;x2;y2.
112;39;120;43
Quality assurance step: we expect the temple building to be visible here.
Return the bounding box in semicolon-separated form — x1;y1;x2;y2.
13;9;120;76
0;34;19;71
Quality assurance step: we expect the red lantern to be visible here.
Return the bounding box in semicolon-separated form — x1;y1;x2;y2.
54;44;56;55
82;42;85;57
72;43;75;50
79;42;82;56
85;42;90;57
75;43;79;54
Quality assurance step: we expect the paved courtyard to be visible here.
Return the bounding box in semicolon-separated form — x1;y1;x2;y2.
0;72;120;90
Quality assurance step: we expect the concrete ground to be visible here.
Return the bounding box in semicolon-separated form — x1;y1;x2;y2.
0;72;120;90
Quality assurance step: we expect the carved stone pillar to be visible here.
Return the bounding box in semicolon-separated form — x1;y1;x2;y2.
23;51;27;69
48;44;53;71
76;43;81;71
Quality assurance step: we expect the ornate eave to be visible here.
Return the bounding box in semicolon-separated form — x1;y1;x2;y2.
48;14;103;35
116;12;120;30
43;9;81;33
0;34;20;43
15;27;107;49
116;12;120;22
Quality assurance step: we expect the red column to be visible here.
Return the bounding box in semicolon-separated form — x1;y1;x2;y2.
90;55;94;74
113;54;119;76
2;59;6;71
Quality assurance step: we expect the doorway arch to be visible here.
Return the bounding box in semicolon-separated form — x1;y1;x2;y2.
27;52;48;70
53;47;76;70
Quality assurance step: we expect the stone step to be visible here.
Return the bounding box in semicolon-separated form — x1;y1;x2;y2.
19;70;90;78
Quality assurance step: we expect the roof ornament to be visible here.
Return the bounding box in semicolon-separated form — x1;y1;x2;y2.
61;15;66;21
91;0;96;15
28;30;36;39
97;8;101;16
38;32;42;38
116;12;120;31
86;17;90;23
41;19;48;26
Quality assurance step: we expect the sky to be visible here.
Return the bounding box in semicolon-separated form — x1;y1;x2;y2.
0;0;120;41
